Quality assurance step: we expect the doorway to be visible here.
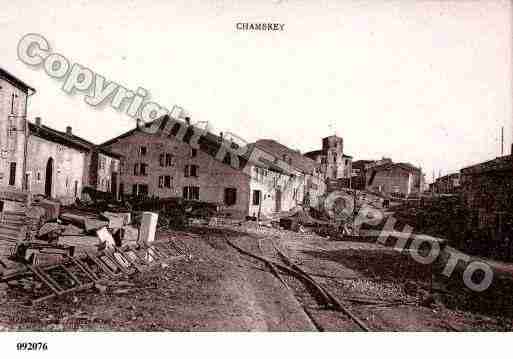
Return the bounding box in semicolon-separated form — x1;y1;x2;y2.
45;157;53;198
275;189;282;212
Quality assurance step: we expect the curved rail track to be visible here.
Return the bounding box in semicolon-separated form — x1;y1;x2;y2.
225;235;371;331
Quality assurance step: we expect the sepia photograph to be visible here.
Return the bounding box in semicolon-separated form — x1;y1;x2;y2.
0;0;512;357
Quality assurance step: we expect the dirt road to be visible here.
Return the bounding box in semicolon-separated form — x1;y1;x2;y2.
0;224;511;331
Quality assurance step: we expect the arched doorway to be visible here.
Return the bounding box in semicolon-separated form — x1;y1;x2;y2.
45;157;53;198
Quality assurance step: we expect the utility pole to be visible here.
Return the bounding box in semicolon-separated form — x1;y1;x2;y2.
501;126;504;156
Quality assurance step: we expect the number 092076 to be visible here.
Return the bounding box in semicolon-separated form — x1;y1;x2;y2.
16;342;48;351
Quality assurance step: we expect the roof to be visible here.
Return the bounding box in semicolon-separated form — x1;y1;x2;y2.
460;155;513;175
101;115;251;169
303;150;322;159
254;139;318;175
370;162;421;174
0;67;35;93
29;122;122;158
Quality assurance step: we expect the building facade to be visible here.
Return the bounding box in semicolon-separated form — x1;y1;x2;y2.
26;118;121;203
0;68;35;190
101;117;326;219
432;173;461;194
366;162;423;198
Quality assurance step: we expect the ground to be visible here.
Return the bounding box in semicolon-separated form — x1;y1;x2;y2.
0;223;512;331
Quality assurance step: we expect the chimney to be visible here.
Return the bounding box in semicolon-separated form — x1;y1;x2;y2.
184;116;191;126
35;117;42;126
66;126;72;135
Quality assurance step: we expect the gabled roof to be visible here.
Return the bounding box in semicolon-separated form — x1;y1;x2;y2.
254;139;317;174
29;122;122;158
101;115;251;169
0;67;35;93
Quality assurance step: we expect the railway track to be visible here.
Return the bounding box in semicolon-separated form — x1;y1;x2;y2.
225;235;371;331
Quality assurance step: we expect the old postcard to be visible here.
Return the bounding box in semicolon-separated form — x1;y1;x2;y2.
0;0;512;357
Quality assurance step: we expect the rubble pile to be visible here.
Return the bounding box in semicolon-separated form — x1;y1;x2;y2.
0;192;188;304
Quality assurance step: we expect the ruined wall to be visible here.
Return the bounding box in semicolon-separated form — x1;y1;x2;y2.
0;78;28;189
105;131;251;218
26;135;86;202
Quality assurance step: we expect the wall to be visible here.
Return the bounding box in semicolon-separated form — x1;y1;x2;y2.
88;151;120;193
0;78;28;190
248;166;307;218
460;170;513;234
367;167;413;197
26;135;86;202
104;131;251;218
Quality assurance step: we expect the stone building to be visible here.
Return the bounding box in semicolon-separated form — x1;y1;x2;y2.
250;139;326;216
304;135;352;181
26;118;121;203
366;161;423;198
101;116;326;219
460;155;513;236
0;67;35;190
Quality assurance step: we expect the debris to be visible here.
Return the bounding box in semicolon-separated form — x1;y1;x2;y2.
138;212;158;245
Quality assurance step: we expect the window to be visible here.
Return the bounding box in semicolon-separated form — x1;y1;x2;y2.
190;165;198;177
8;162;16;186
185;165;198;177
133;164;139;175
159;154;165;167
158;176;164;188
293;188;298;200
183;186;200;200
37;172;41;181
224;188;237;206
132;184;137;195
140;163;148;176
164;175;171;188
165;153;173;166
140;146;147;156
74;180;78;197
252;190;261;206
191;148;197;158
7;126;16;137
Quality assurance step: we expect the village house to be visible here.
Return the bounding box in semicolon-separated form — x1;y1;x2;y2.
366;161;423;198
101;115;326;219
0;68;35;190
26;118;121;203
460;154;513;237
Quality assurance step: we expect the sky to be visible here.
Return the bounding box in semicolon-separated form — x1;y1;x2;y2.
1;0;511;182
